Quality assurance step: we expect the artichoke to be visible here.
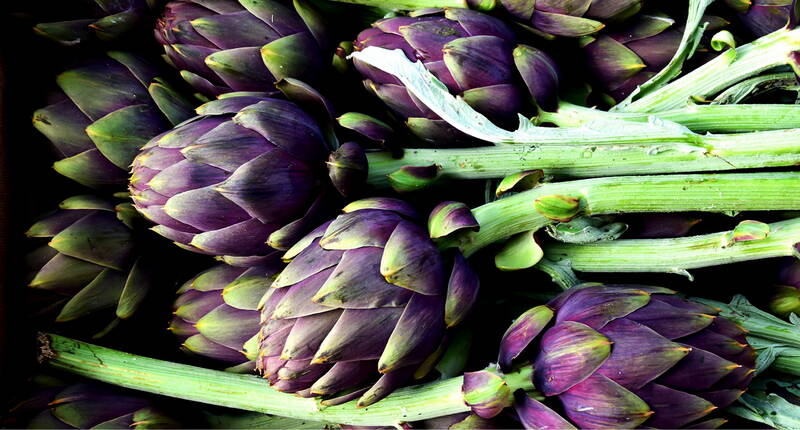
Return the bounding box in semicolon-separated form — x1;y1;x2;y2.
580;13;682;102
155;0;333;97
725;0;792;38
32;51;196;189
33;0;161;46
256;197;479;406
468;284;756;428
129;91;344;258
498;0;642;38
5;377;181;429
25;195;164;336
170;259;283;372
354;9;559;144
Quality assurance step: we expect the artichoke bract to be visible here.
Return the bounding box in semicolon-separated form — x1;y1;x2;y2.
580;13;681;102
33;0;161;46
725;0;792;38
130;92;340;258
25;196;161;336
155;0;331;97
32;51;196;189
256;197;479;407
170;259;283;372
353;9;559;145
498;0;642;38
468;284;755;429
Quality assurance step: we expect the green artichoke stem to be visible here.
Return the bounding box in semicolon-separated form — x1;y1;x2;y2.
38;333;473;426
616;26;800;113
436;172;800;257
365;128;800;189
539;102;800;134
542;217;800;278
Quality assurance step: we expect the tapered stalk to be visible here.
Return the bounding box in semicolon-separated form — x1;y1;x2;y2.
437;172;800;257
39;334;475;426
539;102;800;134
366;130;800;188
617;27;800;113
543;218;800;278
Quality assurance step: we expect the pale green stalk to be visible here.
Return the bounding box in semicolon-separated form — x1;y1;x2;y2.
366;128;800;188
436;172;800;257
538;102;800;134
39;334;475;426
542;218;800;278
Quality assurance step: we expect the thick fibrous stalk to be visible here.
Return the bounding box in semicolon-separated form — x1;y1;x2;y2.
436;172;800;256
39;334;475;426
543;218;800;276
539;102;800;134
365;129;800;188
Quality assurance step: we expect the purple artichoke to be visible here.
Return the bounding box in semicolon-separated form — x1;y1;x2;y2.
256;197;479;406
170;259;283;372
354;9;559;144
130;91;344;258
25;195;161;335
32;51;196;189
725;0;792;38
498;0;642;38
467;284;756;428
155;0;332;97
33;0;161;46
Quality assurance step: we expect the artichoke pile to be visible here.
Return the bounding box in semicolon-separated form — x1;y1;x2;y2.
11;0;800;428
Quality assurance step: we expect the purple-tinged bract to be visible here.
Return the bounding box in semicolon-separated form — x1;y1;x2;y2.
256;198;479;406
33;0;161;46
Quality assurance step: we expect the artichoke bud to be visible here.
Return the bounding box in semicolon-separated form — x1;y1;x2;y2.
327;142;368;198
723;0;794;37
490;284;756;428
131;92;341;259
428;201;479;239
257;198;480;406
534;194;581;222
388;165;441;193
